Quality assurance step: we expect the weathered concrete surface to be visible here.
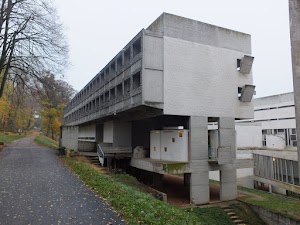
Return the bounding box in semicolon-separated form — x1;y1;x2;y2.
289;0;300;181
189;116;209;205
0;137;125;225
250;204;300;225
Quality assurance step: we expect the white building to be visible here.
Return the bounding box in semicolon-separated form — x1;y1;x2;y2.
62;13;255;204
236;92;296;149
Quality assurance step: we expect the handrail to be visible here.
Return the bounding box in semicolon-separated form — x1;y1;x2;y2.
97;143;105;166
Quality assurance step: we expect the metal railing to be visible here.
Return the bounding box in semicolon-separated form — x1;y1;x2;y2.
97;143;105;166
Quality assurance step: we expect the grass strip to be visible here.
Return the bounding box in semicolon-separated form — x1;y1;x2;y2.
238;186;300;220
34;135;59;149
61;157;234;225
0;133;25;144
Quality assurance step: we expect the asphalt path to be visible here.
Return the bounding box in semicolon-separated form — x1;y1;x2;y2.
0;136;125;225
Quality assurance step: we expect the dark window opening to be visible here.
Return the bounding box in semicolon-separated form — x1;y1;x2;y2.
105;67;110;80
124;78;131;93
92;100;95;110
237;58;241;70
117;83;123;97
133;37;141;57
96;97;99;107
133;72;141;89
117;55;123;71
124;48;131;65
101;72;104;84
111;62;116;77
110;88;116;100
100;95;104;105
105;91;109;103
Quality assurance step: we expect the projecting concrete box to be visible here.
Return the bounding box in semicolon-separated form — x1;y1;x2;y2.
150;129;188;162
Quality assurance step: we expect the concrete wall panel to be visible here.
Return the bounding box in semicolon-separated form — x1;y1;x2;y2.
163;37;253;119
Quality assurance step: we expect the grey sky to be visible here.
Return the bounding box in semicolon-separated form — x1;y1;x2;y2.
53;0;292;98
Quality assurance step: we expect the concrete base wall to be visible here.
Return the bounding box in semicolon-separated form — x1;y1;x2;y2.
113;121;132;147
78;141;96;152
61;126;79;150
250;204;300;225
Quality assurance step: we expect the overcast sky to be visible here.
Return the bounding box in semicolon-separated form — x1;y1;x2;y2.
52;0;292;98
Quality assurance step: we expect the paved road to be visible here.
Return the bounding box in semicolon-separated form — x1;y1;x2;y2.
0;137;125;225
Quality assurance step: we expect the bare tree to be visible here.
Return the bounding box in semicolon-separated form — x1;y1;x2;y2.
0;0;68;98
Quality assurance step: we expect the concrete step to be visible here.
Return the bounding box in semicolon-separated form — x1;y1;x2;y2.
233;219;243;224
224;208;233;212
230;216;239;220
227;212;236;216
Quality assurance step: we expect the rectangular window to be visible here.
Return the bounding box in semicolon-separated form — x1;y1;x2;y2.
133;37;141;57
111;62;116;77
124;48;131;65
110;88;116;100
105;91;109;103
117;83;123;97
132;71;141;89
124;78;131;93
117;55;123;71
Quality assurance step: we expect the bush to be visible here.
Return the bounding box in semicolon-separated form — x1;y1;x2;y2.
58;146;66;155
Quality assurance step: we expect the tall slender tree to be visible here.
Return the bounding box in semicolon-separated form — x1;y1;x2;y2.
0;0;68;98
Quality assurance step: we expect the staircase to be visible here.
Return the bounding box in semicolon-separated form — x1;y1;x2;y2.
97;143;132;167
87;155;101;166
221;205;246;225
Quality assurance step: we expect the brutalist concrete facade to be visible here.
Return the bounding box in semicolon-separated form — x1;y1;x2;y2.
62;13;255;204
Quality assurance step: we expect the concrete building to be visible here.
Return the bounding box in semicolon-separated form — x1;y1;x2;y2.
62;13;255;204
236;92;296;149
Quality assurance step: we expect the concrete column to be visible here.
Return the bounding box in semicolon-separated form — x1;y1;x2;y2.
220;167;237;201
218;117;236;164
218;117;237;201
189;116;209;204
289;0;300;178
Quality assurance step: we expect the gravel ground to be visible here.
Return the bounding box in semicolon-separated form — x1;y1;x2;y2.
0;137;125;225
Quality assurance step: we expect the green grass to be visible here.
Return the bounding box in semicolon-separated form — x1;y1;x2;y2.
0;133;25;144
34;135;59;149
188;207;234;225
238;186;300;220
229;202;266;225
61;157;234;225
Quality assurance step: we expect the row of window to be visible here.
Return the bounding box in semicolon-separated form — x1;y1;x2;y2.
65;72;141;123
262;128;297;147
66;37;142;113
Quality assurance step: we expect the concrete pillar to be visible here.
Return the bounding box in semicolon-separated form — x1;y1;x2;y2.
220;167;237;201
189;116;209;204
289;0;300;179
218;117;237;201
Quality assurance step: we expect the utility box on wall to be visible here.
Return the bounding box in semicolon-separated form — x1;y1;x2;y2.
150;129;188;162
